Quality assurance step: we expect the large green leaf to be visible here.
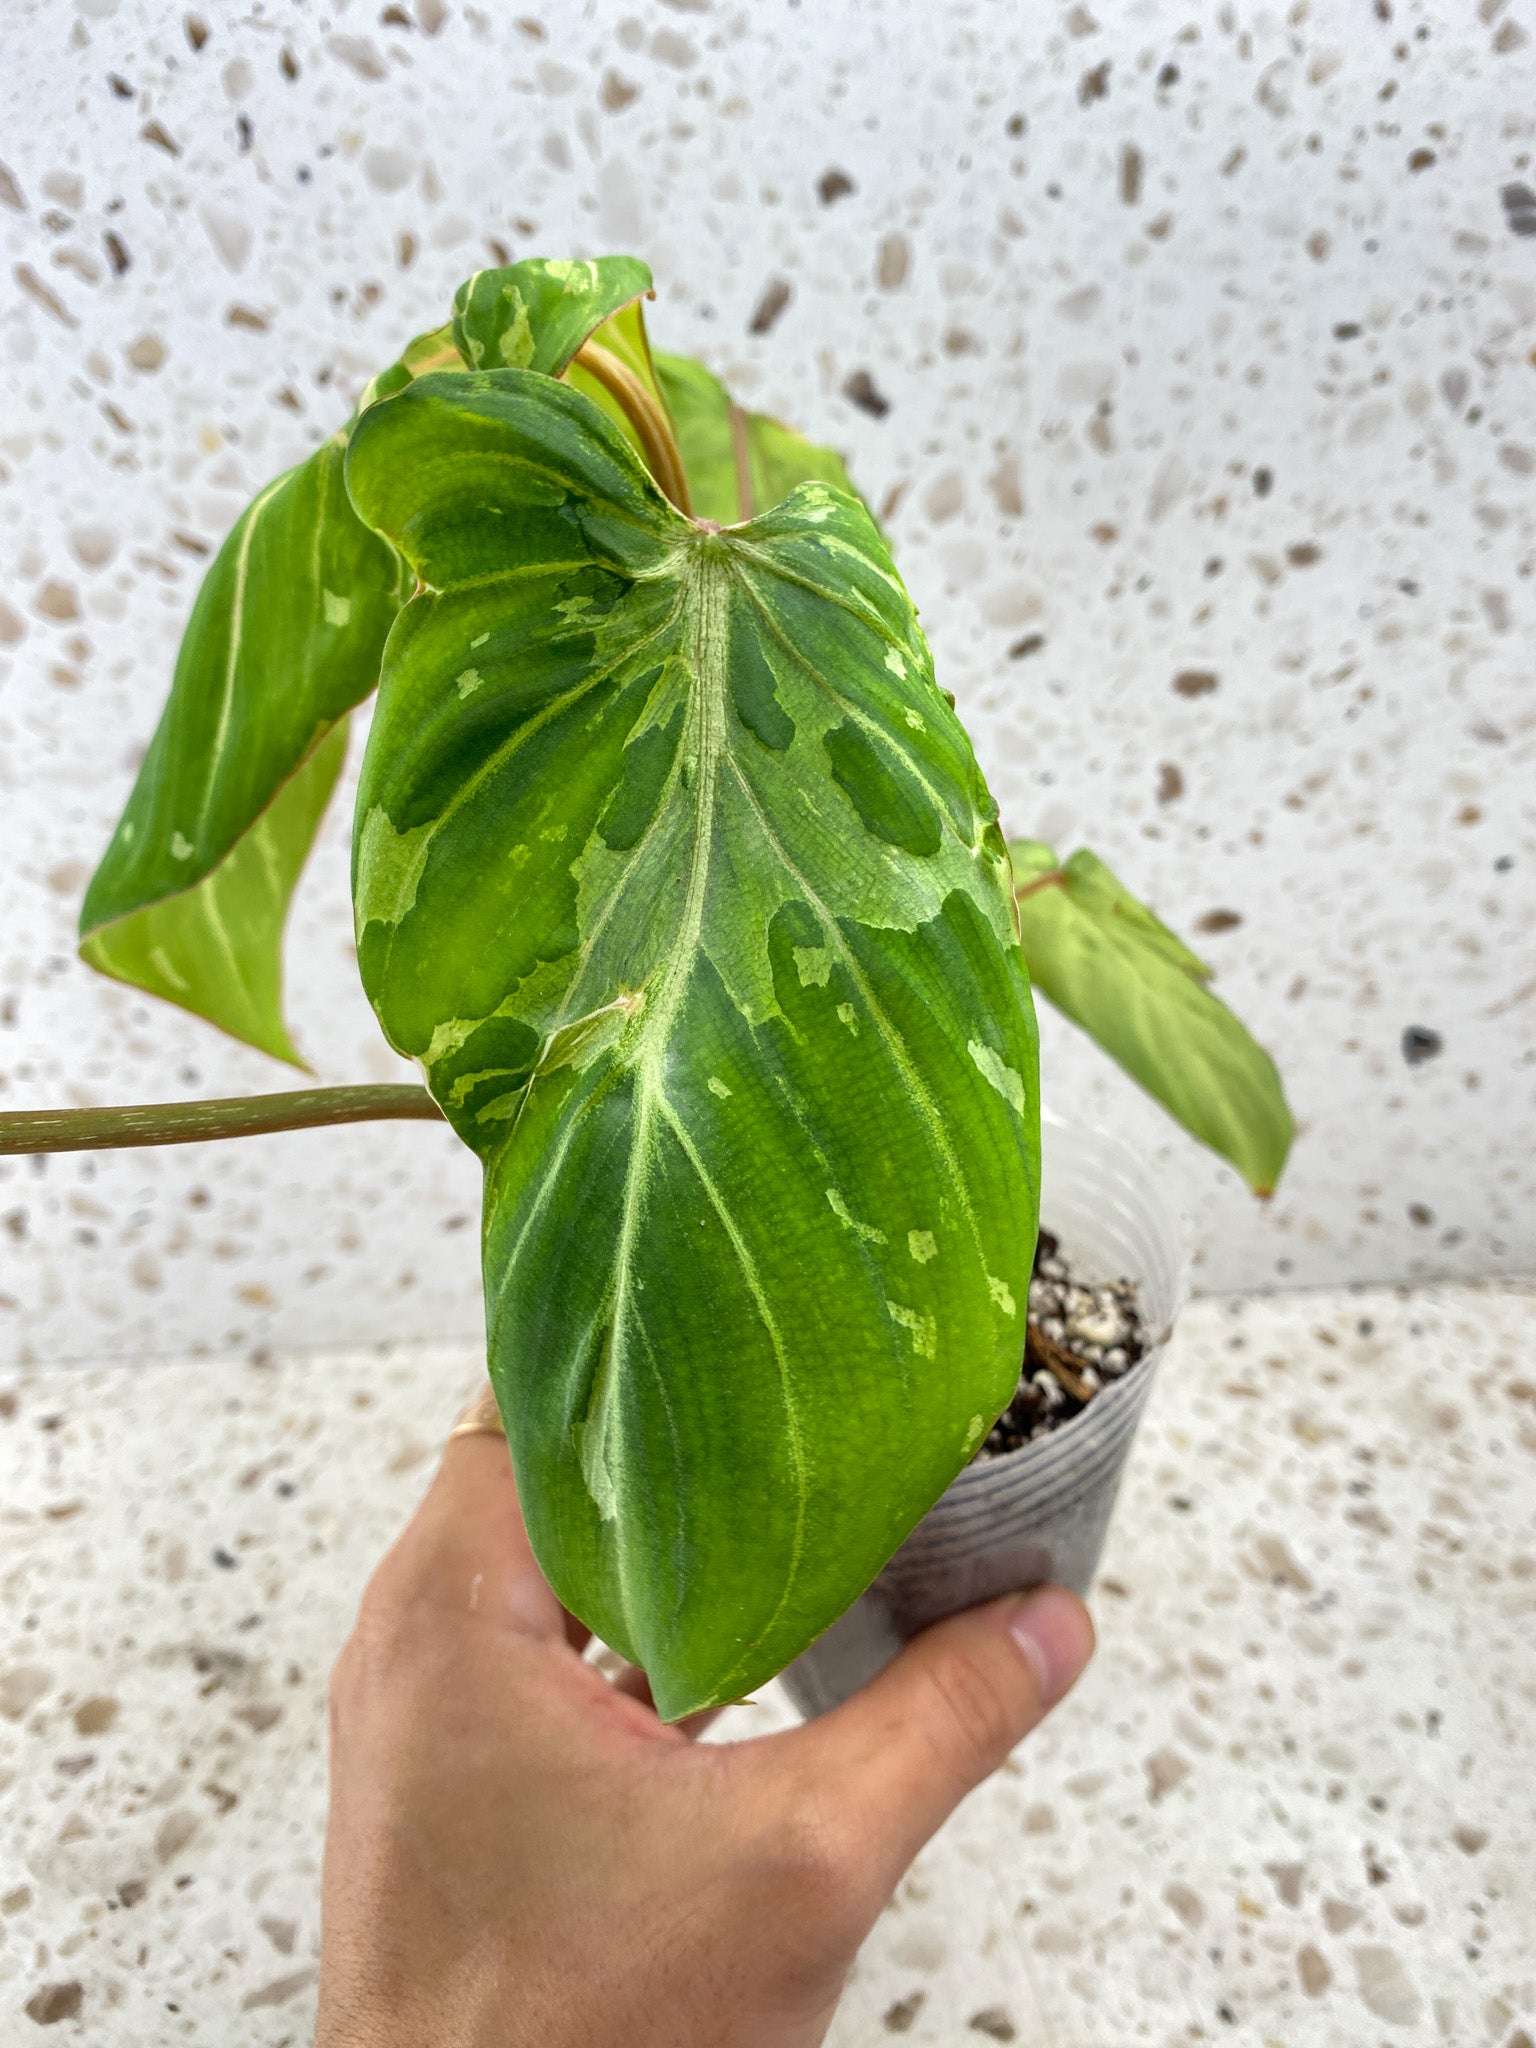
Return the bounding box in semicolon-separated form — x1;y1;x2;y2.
346;370;1040;1718
81;264;651;1061
655;352;863;525
1011;840;1293;1195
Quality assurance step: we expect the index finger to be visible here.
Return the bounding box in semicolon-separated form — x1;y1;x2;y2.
366;1382;581;1646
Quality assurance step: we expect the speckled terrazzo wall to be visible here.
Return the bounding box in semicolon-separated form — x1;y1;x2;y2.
1;0;1533;1365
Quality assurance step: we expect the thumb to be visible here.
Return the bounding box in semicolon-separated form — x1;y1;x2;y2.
794;1585;1094;1884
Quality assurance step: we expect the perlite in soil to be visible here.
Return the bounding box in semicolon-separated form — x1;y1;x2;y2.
981;1227;1148;1456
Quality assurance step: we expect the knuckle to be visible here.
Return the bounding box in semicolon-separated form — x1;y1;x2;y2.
329;1575;418;1718
919;1642;1019;1773
759;1796;861;1929
350;1566;417;1659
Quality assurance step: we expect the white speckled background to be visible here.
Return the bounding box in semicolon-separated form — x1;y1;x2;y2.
1;0;1534;1367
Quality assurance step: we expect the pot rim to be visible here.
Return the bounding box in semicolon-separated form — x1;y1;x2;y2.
964;1106;1191;1473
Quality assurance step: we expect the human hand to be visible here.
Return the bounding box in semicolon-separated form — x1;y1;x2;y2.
316;1401;1095;2048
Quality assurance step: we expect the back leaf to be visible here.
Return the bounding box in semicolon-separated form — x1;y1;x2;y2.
82;724;349;1063
655;351;864;525
79;433;407;1061
1012;840;1293;1194
347;370;1039;1719
451;256;654;374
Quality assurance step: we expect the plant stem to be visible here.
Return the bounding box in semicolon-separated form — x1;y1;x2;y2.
727;403;755;521
0;1085;444;1156
570;340;694;516
1014;870;1066;903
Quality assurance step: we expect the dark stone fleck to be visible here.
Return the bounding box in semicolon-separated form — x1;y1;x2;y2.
1408;1202;1434;1228
212;1547;238;1569
104;230;130;274
1008;632;1045;660
1079;60;1111;103
969;2010;1016;2042
1173;668;1219;697
884;1992;925;2033
1407;146;1437;171
1253;465;1273;496
1196;908;1242;933
107;73;134;98
1333;322;1361;340
1401;1025;1443;1066
842;370;889;418
25;1982;83;2025
747;277;791;334
817;167;855;204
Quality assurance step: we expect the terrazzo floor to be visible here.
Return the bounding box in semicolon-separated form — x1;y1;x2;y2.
1;1282;1533;2045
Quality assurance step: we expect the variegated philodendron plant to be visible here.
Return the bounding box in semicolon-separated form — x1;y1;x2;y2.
18;257;1292;1718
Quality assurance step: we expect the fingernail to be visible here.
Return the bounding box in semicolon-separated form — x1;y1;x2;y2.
1007;1586;1095;1709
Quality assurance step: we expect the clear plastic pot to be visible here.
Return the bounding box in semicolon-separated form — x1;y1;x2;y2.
777;1112;1188;1718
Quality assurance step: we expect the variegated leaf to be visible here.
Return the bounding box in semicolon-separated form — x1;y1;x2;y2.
78;431;408;1062
83;723;350;1063
346;370;1040;1718
451;255;654;375
1012;840;1293;1195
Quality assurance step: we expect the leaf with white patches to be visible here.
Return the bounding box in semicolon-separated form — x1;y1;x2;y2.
346;368;1040;1718
452;256;654;376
